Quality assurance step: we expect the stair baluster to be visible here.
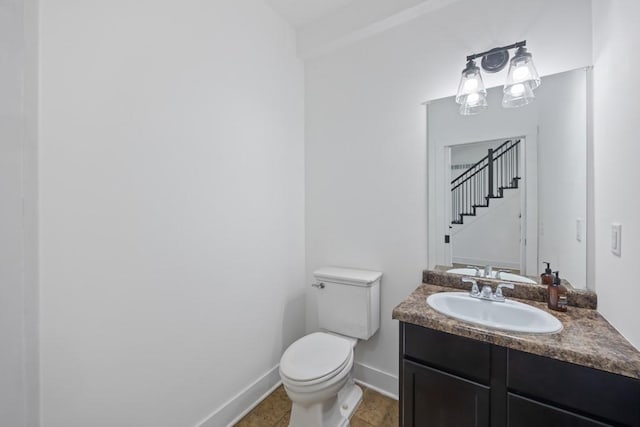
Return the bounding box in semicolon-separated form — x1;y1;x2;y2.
450;139;522;225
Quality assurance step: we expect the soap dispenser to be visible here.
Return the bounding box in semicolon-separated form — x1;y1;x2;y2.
548;271;568;312
541;262;553;285
555;271;568;312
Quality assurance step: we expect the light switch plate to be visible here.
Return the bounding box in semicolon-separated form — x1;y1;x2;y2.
611;223;622;256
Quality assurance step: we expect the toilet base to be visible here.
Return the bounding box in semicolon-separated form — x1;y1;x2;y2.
287;379;363;427
338;380;363;422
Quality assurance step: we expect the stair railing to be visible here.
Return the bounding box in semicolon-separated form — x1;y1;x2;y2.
451;139;521;225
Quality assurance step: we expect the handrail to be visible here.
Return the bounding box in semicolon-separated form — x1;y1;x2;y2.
450;139;521;225
451;163;488;191
451;139;515;185
451;154;489;185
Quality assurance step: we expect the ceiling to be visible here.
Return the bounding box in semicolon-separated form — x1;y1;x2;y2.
267;0;465;58
265;0;356;28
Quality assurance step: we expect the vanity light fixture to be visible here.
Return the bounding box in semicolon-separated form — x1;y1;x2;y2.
455;60;488;115
502;46;541;108
455;40;541;115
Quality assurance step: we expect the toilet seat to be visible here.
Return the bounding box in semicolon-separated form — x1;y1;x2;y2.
280;332;353;387
282;350;353;396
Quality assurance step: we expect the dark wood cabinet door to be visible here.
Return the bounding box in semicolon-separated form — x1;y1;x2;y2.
508;394;612;427
402;360;490;427
508;349;640;426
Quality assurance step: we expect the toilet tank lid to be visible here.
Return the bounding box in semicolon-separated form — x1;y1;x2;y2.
313;267;382;286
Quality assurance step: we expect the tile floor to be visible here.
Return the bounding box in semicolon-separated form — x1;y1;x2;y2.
235;384;398;427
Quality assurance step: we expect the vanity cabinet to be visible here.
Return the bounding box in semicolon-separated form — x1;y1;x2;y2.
399;322;640;427
507;394;610;427
403;360;489;427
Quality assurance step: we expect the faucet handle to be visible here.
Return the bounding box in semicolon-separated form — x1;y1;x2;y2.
466;266;481;277
462;277;480;296
495;283;515;301
481;285;493;299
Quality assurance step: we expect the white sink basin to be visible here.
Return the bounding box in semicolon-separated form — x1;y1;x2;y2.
446;268;537;284
427;292;562;334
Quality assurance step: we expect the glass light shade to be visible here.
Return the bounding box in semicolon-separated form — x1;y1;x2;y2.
504;47;541;92
456;60;486;105
502;81;535;108
459;91;488;115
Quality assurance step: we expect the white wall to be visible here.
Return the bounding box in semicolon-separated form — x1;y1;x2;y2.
452;190;521;270
305;0;593;395
38;1;305;426
592;0;640;349
450;139;502;167
537;70;588;289
0;2;27;425
0;0;38;426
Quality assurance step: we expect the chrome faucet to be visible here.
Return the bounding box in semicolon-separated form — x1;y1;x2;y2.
483;265;493;278
462;277;480;296
462;278;515;302
494;283;515;302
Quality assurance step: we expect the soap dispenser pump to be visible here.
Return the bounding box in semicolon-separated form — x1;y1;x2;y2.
541;262;553;285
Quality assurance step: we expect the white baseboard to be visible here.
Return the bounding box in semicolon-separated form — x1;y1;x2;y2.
353;362;398;400
196;365;282;427
196;362;398;427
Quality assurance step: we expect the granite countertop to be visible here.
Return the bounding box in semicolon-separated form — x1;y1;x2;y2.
432;265;577;290
426;269;598;309
392;282;640;380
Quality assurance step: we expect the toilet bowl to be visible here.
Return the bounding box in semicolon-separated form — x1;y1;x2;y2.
280;332;362;427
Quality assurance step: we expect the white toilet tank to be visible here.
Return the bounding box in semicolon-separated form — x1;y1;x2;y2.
313;267;382;340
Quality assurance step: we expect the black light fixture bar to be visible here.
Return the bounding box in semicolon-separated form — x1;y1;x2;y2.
466;40;526;62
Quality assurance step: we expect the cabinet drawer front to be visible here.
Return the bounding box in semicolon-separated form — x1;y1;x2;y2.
402;323;491;384
508;393;612;427
508;350;640;426
403;360;490;427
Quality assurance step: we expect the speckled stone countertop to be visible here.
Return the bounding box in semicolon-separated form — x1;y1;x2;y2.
427;269;598;309
392;282;640;380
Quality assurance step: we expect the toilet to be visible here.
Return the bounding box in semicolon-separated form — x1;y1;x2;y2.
279;266;382;427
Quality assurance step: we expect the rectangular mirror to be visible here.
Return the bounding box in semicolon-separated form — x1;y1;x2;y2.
427;68;589;289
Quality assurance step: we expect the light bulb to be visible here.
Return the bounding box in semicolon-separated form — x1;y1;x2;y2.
504;47;541;94
503;81;535;108
466;92;480;104
463;78;478;92
512;66;531;82
509;83;525;96
456;60;486;106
